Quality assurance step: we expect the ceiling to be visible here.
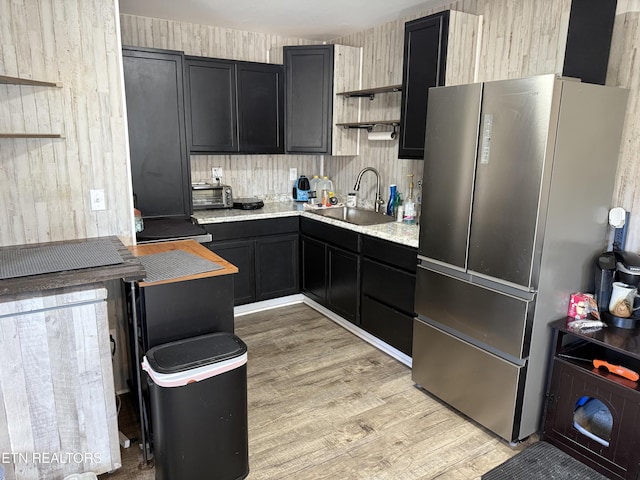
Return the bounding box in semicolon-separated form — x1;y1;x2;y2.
118;0;447;41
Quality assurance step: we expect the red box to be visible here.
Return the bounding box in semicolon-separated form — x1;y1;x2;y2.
567;292;590;319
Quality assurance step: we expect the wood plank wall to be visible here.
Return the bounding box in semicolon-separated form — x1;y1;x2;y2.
0;0;132;247
0;287;119;479
2;0;639;247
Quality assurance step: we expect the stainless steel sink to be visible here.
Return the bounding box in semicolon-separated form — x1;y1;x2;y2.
308;206;395;226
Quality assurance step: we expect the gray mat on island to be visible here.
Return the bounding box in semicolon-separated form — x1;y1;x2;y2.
0;239;123;279
139;249;223;283
482;441;608;480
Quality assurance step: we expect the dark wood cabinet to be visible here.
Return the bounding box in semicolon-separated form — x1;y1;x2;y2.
327;246;359;323
122;46;191;218
300;217;360;324
209;239;254;305
360;236;417;355
543;319;640;479
562;0;617;85
204;217;299;305
398;11;449;160
255;234;299;300
284;45;334;154
236;62;284;153
301;236;327;303
185;58;237;153
185;57;284;154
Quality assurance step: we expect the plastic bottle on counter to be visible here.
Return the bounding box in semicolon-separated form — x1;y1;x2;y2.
395;193;403;222
317;176;334;206
310;175;320;199
403;175;416;224
386;184;397;216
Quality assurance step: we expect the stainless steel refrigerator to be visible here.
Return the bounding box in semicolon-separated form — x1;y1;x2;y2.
412;74;628;442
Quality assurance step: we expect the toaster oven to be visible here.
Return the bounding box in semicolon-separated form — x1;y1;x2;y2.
192;183;233;209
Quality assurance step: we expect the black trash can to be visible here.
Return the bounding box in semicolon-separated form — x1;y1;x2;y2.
142;332;249;480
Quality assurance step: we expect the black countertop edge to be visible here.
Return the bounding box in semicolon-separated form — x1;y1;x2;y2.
0;236;146;297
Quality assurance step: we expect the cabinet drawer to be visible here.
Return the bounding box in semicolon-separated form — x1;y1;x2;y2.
204;217;299;240
361;296;413;356
300;217;359;252
362;258;415;315
361;235;417;273
412;318;524;442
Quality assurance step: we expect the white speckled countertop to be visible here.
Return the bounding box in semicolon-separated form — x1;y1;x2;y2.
192;202;420;248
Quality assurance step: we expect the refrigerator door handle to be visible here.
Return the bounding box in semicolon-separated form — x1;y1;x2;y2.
417;261;536;302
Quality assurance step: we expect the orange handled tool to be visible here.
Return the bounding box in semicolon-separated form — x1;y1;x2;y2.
559;354;639;382
593;359;639;382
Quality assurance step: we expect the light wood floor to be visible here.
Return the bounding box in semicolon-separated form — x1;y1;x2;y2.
101;303;524;479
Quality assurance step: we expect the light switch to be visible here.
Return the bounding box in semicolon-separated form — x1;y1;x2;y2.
289;168;298;181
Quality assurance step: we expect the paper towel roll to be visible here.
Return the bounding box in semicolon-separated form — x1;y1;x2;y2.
367;131;396;141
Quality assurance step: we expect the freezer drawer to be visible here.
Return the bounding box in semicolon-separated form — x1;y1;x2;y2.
412;318;525;442
415;266;532;359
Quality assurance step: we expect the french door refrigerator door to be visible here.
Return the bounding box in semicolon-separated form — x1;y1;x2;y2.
418;82;482;270
467;75;558;290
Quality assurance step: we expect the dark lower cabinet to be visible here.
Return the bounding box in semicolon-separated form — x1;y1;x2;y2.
204;218;299;306
209;240;255;305
300;217;360;324
255;234;299;300
301;236;327;303
327;246;359;323
360;236;417;356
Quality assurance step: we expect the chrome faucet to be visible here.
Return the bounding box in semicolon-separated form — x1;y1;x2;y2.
353;167;384;213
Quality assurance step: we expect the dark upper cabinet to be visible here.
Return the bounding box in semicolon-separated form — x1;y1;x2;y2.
562;0;617;85
122;46;191;218
284;45;334;154
185;57;284;154
185;58;237;153
398;11;449;160
237;62;285;153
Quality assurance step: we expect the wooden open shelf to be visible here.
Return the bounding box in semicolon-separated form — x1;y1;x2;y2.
336;120;400;130
337;84;402;99
0;75;62;88
0;133;64;139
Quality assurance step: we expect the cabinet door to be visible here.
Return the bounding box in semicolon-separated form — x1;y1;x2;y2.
284;45;333;153
398;11;449;160
237;62;284;153
209;240;255;306
255;234;299;300
361;296;413;356
301;235;327;303
185;57;238;153
123;47;191;218
328;246;359;324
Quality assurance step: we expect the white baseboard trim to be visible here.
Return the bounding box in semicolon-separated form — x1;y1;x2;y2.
233;294;412;368
301;297;413;368
234;294;305;317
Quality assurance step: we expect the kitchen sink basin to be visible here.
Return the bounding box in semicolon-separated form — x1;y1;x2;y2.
307;206;395;226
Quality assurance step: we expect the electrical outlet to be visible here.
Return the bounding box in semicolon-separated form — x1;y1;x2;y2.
289;168;298;181
212;167;223;181
90;189;106;211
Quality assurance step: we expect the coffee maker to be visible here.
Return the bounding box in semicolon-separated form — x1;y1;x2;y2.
594;250;622;313
595;250;640;327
